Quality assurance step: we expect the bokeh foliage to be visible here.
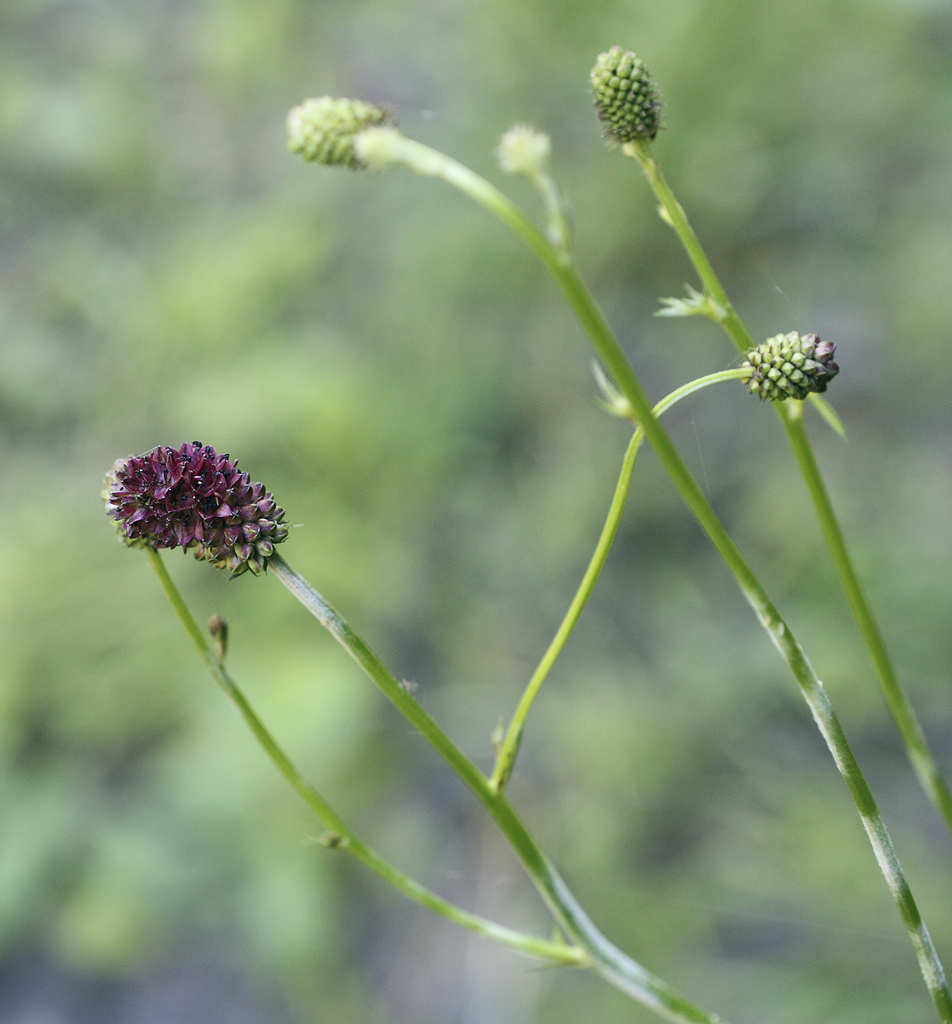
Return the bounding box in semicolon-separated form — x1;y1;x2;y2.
2;0;952;1021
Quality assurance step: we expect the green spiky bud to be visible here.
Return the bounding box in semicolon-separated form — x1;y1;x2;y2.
590;46;663;144
287;97;390;169
741;332;840;402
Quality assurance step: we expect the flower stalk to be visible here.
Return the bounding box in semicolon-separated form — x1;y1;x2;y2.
624;138;754;351
496;124;571;254
779;405;952;831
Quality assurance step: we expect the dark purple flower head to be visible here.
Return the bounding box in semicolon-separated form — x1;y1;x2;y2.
105;442;288;576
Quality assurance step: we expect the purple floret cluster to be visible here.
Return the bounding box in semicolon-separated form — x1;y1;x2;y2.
106;442;288;575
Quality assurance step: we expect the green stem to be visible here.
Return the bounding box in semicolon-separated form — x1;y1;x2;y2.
147;547;586;966
268;551;484;788
531;167;571;255
267;552;731;1024
490;369;746;793
625;139;754;352
489;429;639;794
356;132;952;1021
627;137;952;839
778;402;952;833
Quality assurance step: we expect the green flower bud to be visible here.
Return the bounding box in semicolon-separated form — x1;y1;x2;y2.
590;46;663;144
287;97;390;169
741;332;840;402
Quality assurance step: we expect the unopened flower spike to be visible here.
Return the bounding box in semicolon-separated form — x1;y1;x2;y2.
287;97;390;170
590;46;663;145
740;332;840;402
104;442;289;576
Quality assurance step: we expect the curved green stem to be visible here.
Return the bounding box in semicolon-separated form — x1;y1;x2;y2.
489;428;639;793
490;369;746;793
267;552;730;1024
351;133;951;1021
627;136;952;839
147;548;586;966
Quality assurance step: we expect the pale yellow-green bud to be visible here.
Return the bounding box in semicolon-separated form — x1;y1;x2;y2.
496;124;551;177
287;97;389;170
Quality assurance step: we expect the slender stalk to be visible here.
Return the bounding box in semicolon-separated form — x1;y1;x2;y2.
267;552;732;1024
535;168;571;255
626;136;952;838
146;547;587;966
268;552;486;791
779;403;952;832
624;140;754;352
352;133;952;1021
490;369;746;793
489;429;639;794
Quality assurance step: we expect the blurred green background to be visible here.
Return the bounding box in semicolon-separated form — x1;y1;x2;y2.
2;0;952;1021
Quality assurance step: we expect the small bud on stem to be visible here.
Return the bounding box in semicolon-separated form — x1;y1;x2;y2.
208;614;229;660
